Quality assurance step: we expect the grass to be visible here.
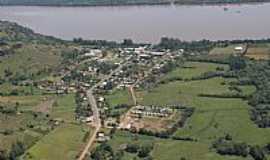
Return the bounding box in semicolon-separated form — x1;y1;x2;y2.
152;140;248;160
0;83;44;96
0;95;50;111
0;43;63;80
0;112;51;151
105;89;133;107
161;62;228;80
50;94;77;122
209;44;245;56
25;123;90;160
138;77;237;106
117;61;270;160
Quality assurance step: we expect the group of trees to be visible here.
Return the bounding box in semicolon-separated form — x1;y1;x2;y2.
125;143;153;159
90;142;153;160
0;141;26;160
155;37;215;52
75;92;93;118
232;59;270;128
90;143;124;160
213;135;269;160
73;38;144;49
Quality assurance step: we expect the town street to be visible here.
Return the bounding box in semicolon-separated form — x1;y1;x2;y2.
77;59;130;160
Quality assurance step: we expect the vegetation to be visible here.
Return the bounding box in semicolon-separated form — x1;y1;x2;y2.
25;123;90;160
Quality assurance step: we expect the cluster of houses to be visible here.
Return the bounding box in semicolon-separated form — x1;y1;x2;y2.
36;80;76;94
130;105;174;118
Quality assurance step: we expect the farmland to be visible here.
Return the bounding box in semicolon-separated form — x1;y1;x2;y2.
105;61;270;160
24;123;90;160
245;44;270;60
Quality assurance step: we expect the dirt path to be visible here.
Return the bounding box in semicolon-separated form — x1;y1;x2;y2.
128;85;137;106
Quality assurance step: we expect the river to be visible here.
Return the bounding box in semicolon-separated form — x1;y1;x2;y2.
0;3;270;43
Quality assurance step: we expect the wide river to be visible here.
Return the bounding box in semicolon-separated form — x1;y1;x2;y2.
0;3;270;43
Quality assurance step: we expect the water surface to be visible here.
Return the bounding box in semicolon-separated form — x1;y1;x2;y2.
0;4;270;43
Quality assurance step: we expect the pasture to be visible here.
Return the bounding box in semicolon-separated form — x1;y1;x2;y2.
108;61;270;160
25;123;90;160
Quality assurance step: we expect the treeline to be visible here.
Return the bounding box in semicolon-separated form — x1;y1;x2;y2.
155;37;270;52
73;38;147;48
90;142;153;160
213;135;270;160
231;58;270;128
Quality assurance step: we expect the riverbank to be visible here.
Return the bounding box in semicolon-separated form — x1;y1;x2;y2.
0;0;270;7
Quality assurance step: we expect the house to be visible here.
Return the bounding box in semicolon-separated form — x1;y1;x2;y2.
82;116;93;123
96;132;110;142
234;46;243;51
150;51;165;56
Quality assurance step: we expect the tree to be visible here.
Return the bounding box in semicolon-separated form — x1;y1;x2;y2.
125;144;139;153
122;39;133;46
0;150;8;160
249;146;266;160
9;141;25;160
228;55;246;70
138;144;152;158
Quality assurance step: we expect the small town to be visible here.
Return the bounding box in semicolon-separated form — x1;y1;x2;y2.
0;3;270;160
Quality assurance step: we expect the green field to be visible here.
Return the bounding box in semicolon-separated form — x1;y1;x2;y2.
25;123;90;160
105;89;133;107
107;61;269;160
161;61;228;80
0;44;63;80
50;94;77;122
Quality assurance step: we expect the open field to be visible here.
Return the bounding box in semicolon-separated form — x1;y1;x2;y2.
245;46;270;60
0;43;64;80
209;44;245;56
25;123;90;160
0;112;51;151
161;61;228;80
0;93;82;158
105;89;133;107
0;83;45;96
0;95;53;111
50;94;77;122
106;61;270;160
108;130;248;160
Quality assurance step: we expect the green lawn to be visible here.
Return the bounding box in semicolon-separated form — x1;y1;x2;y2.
25;123;90;160
162;61;228;80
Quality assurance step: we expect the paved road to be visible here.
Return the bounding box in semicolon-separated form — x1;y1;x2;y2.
77;59;130;160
